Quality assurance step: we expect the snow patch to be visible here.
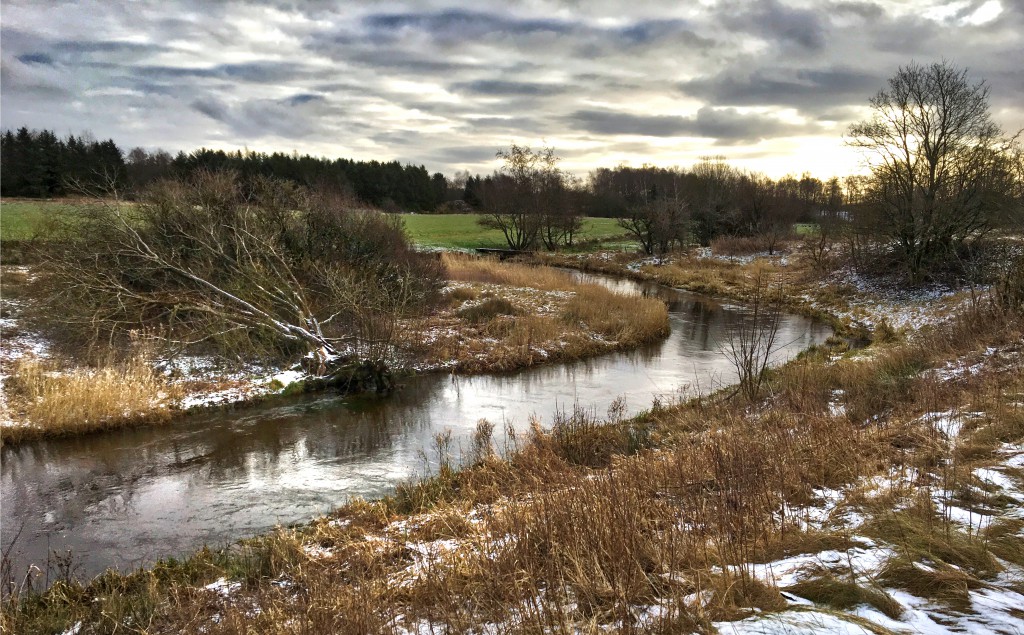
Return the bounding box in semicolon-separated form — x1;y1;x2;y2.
203;577;241;597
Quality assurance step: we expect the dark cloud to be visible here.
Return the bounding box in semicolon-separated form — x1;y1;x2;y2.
565;107;807;143
451;80;568;96
831;1;885;20
343;49;479;74
286;94;323;106
722;0;827;50
136;61;313;83
16;53;53;65
191;98;228;122
362;9;572;41
191;94;339;139
679;68;883;113
426;145;501;165
53;39;167;55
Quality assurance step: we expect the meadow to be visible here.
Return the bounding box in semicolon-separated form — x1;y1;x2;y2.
0;200;628;251
0;200;58;241
400;213;627;250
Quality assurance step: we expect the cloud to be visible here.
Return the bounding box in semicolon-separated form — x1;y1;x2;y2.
0;0;1020;179
722;0;827;50
565;106;809;143
362;9;572;41
16;53;54;65
679;68;883;114
450;80;568;97
190;93;340;140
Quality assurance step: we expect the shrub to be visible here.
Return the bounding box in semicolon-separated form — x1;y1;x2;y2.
38;172;446;370
457;297;517;324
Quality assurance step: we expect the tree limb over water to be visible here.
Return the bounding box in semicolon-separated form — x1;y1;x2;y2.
40;171;445;387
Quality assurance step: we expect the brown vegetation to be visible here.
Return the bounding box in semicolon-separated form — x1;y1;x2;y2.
1;350;182;444
403;254;670;372
5;281;1022;633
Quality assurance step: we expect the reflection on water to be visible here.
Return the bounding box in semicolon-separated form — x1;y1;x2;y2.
1;274;831;579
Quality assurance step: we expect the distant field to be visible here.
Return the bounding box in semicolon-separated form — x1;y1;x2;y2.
400;213;626;250
1;200;65;240
0;201;628;250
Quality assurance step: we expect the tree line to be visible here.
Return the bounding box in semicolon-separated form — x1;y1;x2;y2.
1;129;451;211
1;128;126;198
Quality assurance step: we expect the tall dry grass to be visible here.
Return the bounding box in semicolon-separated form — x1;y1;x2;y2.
442;252;576;291
413;254;669;372
561;286;669;344
1;352;181;443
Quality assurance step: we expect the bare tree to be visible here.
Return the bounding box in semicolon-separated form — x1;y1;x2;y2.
690;156;740;246
722;270;784;401
479;144;572;251
848;61;1017;282
538;173;584;250
613;166;690;255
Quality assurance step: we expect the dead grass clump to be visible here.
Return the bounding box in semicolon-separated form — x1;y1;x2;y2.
711;235;764;257
2;352;182;442
456;296;517;324
561;285;669;345
548;406;652;467
866;501;1002;585
784;570;904;619
834;345;934;424
703;575;788;622
878;556;983;609
654;257;757;298
445;286;478;304
442;253;573;291
982;517;1024;567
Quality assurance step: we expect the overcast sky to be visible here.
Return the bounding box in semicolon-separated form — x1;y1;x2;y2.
2;0;1022;179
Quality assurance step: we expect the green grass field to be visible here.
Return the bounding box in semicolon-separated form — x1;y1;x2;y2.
400;213;626;250
0;200;63;240
0;200;628;250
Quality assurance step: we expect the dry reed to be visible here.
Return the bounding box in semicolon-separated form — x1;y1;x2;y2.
2;352;181;443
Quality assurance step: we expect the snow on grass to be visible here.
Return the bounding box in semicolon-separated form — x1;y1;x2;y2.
203;577;241;597
919;409;985;441
724;540;895;590
827;390;846;417
803;266;969;332
1002;446;1024;469
882;586;1024;635
715;609;877;634
59;622;83;635
974;467;1017;491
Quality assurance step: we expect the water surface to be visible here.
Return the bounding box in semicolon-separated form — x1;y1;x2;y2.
1;274;831;580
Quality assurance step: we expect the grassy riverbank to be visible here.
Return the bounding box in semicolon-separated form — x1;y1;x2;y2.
401;254;668;373
0;255;668;444
4;273;1022;633
534;248;978;341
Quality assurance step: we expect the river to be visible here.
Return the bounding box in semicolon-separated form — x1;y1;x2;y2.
1;273;831;581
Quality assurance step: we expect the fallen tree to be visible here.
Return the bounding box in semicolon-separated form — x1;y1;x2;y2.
40;171;445;389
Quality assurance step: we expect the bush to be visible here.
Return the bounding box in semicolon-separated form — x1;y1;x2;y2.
38;172;446;369
457;297;517;324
